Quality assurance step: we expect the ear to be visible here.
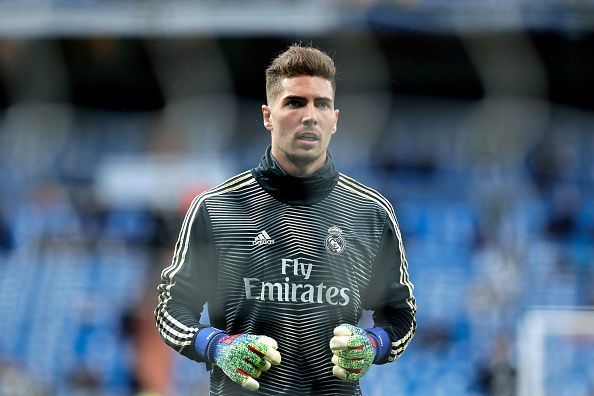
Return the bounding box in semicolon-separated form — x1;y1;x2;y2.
262;104;273;131
331;108;339;134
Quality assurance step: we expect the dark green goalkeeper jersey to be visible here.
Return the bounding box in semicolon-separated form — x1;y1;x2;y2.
155;147;416;395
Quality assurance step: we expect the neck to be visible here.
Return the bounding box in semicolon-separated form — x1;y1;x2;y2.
252;145;339;205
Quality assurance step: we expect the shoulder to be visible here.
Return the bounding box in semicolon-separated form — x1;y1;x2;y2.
336;173;398;225
188;170;256;208
205;170;256;195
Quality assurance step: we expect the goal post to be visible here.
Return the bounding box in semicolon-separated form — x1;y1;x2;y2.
517;307;594;396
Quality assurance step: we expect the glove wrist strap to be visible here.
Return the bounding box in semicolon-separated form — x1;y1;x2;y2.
366;327;391;364
193;327;227;363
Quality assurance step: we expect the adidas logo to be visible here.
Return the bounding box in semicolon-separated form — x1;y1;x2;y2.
253;230;275;246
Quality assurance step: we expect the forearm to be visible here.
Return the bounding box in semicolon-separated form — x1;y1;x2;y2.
372;305;416;363
154;284;207;362
365;213;417;364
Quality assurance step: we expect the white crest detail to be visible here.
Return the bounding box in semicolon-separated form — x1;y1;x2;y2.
325;226;345;255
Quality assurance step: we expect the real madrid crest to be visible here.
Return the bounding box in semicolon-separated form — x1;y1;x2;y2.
325;226;345;255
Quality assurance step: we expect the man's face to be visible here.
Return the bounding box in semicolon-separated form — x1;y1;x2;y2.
262;75;339;176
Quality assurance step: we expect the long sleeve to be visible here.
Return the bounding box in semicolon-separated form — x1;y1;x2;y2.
154;195;219;363
363;212;417;364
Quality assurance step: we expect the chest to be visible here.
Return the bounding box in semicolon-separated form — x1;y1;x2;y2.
207;193;383;288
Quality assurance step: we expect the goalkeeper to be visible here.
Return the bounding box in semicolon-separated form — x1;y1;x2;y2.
155;43;416;395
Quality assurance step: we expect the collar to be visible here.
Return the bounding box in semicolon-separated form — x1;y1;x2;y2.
251;146;339;205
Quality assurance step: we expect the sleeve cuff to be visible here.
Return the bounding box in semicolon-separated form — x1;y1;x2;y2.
366;327;392;364
193;327;227;363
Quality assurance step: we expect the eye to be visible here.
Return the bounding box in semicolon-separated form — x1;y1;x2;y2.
316;101;330;109
287;99;303;108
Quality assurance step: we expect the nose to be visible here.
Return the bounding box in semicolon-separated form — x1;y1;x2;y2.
302;103;318;126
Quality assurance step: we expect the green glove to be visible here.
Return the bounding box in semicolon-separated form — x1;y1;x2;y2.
212;334;281;391
329;324;377;381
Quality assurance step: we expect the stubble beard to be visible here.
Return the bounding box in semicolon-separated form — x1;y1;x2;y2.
286;142;325;167
273;140;327;175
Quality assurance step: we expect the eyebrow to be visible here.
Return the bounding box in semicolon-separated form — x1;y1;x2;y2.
282;95;333;103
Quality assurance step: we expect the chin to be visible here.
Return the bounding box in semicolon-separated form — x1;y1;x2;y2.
289;151;325;167
290;148;320;160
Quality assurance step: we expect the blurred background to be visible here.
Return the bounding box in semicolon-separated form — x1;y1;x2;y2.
0;0;593;395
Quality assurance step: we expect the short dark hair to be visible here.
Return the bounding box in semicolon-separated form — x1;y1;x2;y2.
265;44;336;104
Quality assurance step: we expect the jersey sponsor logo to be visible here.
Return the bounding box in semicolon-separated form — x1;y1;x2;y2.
253;230;275;246
325;226;345;255
243;258;351;306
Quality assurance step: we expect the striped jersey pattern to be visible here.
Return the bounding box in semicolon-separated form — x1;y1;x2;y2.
156;170;415;395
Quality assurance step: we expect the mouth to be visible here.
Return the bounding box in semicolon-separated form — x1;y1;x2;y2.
296;131;320;142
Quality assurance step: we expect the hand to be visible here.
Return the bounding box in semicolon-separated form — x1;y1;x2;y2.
329;324;377;381
213;334;281;391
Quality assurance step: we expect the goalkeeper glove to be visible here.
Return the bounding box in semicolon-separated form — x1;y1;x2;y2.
197;329;281;392
329;323;390;381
